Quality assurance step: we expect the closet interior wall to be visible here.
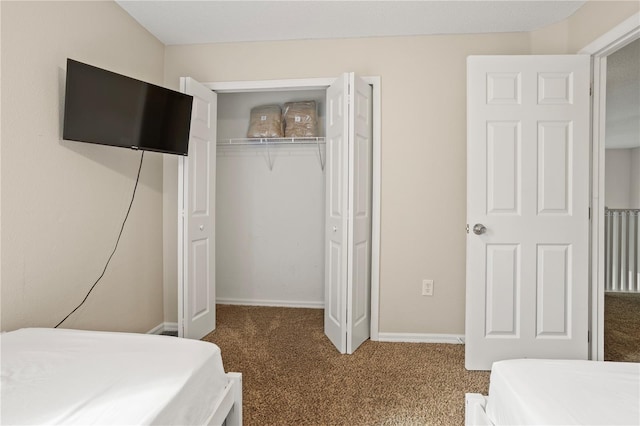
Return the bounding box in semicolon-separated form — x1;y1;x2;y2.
215;90;327;308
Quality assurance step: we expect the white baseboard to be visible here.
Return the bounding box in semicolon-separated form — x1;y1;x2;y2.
151;320;463;344
377;332;465;344
147;322;179;335
217;297;323;309
151;320;463;345
163;322;178;332
147;324;164;335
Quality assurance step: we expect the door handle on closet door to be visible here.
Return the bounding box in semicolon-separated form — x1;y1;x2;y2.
199;225;205;231
332;226;337;233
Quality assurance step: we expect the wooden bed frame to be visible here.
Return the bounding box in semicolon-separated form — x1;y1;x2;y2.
207;372;243;425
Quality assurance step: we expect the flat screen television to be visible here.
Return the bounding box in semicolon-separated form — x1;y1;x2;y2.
63;59;193;156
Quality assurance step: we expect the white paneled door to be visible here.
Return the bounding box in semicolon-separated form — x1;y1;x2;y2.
466;56;590;370
325;73;373;354
179;77;217;340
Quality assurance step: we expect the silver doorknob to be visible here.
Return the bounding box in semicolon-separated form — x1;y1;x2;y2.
473;224;487;235
199;225;204;231
333;226;337;232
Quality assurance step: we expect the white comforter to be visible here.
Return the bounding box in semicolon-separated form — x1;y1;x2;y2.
486;359;640;425
1;328;229;425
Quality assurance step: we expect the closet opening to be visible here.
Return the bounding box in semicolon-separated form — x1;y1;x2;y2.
216;89;328;309
178;76;381;354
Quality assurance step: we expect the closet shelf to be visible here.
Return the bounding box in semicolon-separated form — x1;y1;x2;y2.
217;137;325;146
217;137;326;172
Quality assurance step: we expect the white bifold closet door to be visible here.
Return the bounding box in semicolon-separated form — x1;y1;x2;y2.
325;73;373;354
465;56;590;370
178;74;373;350
179;77;217;340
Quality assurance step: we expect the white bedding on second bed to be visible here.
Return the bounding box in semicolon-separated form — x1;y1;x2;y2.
485;359;640;425
1;328;229;425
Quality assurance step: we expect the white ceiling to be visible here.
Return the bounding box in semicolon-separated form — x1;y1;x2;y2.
116;1;586;45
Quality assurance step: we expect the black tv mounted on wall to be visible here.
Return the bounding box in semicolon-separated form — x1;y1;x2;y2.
63;59;193;156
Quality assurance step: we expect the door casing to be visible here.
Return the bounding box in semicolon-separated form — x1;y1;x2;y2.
579;11;640;361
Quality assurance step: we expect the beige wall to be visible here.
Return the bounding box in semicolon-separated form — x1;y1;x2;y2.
566;0;640;53
605;148;640;209
605;149;634;208
163;33;532;334
632;148;640;209
2;0;637;336
1;1;165;332
530;0;640;53
162;0;640;336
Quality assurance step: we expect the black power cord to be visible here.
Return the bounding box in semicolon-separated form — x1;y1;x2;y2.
55;151;145;328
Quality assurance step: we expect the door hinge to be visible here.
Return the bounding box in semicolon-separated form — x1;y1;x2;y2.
466;224;469;234
589;85;593;96
588;330;591;343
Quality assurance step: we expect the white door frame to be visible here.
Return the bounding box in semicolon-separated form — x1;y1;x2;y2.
579;12;640;361
197;76;382;340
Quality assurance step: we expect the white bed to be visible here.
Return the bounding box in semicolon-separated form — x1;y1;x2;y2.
1;328;242;425
466;359;640;425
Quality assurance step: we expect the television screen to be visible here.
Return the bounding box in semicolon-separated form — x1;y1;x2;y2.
63;59;193;156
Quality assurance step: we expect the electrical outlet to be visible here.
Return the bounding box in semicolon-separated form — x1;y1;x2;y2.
422;279;434;296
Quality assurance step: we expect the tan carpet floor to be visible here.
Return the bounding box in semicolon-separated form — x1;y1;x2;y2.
202;305;489;426
605;292;640;362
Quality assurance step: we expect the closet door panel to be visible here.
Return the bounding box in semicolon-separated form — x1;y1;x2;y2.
325;74;350;353
179;77;217;340
325;73;373;354
347;74;373;354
